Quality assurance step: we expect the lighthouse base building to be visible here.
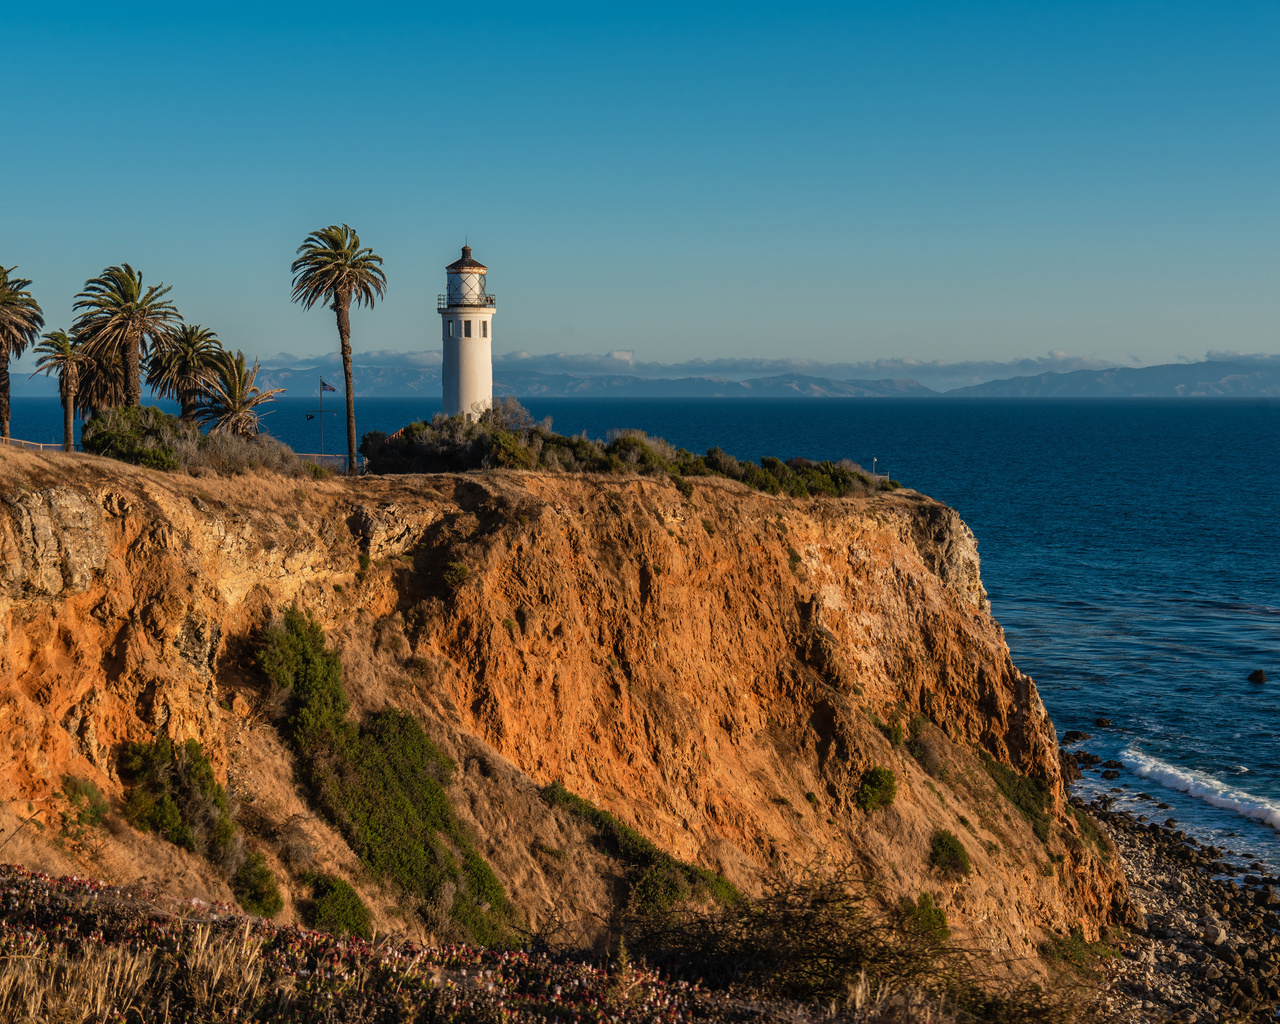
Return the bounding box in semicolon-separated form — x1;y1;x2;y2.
439;245;495;418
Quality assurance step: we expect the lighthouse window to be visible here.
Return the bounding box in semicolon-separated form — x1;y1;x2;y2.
447;320;455;337
464;320;472;338
481;321;488;338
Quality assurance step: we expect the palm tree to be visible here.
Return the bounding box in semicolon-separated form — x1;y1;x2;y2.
73;264;182;408
0;266;45;439
30;330;88;451
148;323;223;422
195;349;285;438
75;347;127;419
290;225;386;475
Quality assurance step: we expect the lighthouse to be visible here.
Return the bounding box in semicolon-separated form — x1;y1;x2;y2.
439;245;495;418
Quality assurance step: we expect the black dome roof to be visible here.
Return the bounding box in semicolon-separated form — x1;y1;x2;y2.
446;245;487;272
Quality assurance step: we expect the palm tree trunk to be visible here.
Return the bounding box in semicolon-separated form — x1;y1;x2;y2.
0;350;10;440
125;327;142;407
62;378;76;452
333;295;357;476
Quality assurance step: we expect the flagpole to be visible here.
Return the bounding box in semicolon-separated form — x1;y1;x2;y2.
319;376;324;457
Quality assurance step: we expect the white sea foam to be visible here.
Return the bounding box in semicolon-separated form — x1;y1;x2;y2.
1121;747;1280;831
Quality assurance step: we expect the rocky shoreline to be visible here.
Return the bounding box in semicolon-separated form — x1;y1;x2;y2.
1085;798;1280;1022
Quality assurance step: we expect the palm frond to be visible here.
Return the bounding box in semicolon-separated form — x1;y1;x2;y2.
0;266;45;360
290;224;386;310
148;323;222;416
73;264;183;407
195;350;285;438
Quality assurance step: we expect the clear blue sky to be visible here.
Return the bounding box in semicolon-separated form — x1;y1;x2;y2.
6;1;1278;373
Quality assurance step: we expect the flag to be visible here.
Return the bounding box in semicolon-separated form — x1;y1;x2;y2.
320;379;336;392
306;414;314;421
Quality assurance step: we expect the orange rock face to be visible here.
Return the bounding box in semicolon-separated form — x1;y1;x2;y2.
0;450;1127;963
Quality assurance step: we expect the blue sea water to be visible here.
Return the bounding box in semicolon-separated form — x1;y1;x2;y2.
10;396;1280;867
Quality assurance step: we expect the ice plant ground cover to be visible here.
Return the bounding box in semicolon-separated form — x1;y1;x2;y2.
0;864;698;1023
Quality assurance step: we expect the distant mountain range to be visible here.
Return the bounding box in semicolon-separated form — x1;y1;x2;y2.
946;358;1280;398
248;366;935;398
11;354;1279;400
493;372;933;398
256;356;1280;398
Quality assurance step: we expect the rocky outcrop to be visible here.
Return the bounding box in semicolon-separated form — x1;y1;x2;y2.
0;449;1128;964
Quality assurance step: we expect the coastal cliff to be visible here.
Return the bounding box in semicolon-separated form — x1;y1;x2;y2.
0;448;1128;967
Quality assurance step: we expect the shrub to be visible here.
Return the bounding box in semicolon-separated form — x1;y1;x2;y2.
82;406;192;469
359;399;888;499
625;865;959;1006
61;775;109;830
233;851;283;916
259;606;513;946
120;736;238;867
305;874;373;939
895;892;950;942
855;767;897;812
541;780;738;909
979;750;1052;844
82;404;314;476
1040;926;1120;978
442;561;470;591
928;829;971;877
907;733;944;777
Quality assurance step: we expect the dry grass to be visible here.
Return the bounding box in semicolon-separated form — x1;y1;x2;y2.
0;941;156;1022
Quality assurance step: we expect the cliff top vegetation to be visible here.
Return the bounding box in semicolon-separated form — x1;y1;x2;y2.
360;398;899;498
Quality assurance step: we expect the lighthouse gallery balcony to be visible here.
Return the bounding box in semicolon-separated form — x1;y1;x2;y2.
438;294;496;310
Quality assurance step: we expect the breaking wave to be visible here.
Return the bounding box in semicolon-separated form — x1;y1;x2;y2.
1122;747;1280;831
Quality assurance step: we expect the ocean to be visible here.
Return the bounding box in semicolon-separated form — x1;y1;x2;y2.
9;395;1280;867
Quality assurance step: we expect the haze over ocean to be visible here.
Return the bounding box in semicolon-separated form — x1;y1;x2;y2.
13;396;1279;864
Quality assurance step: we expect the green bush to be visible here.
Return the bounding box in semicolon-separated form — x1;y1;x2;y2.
259;606;512;946
233;851;283;916
82;405;191;469
895;892;950;942
1040;926;1120;978
61;775;109;830
855;767;897;812
81;405;313;476
305;874;373;939
928;829;971;877
541;780;738;909
978;750;1052;843
120;736;238;865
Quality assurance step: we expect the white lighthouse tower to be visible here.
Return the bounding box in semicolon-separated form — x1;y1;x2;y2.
439;245;495;418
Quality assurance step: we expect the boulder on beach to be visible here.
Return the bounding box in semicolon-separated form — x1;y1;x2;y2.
1062;730;1091;744
1248;669;1267;683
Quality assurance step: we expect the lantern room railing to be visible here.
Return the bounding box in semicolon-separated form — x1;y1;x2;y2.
438;294;496;310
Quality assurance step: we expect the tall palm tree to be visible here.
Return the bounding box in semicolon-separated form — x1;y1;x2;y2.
73;264;182;408
0;266;45;439
290;225;386;475
30;329;88;452
148;323;223;422
195;349;285;438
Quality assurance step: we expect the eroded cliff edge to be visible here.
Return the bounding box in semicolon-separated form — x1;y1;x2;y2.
0;449;1128;965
